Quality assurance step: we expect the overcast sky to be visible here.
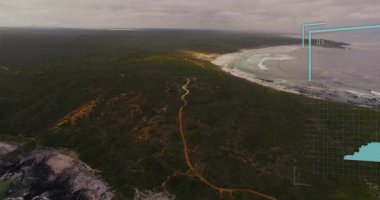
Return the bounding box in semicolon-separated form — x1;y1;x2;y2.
1;0;380;33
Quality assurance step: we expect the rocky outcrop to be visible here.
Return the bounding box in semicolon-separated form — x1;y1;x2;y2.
0;141;114;200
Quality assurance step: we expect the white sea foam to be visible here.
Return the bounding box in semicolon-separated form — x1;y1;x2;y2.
212;45;299;71
258;55;294;70
211;45;380;107
345;89;368;97
371;91;380;96
218;59;300;95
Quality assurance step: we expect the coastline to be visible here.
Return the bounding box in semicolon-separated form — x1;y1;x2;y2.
191;45;380;108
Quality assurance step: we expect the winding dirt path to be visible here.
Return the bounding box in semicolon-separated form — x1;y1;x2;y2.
176;77;276;200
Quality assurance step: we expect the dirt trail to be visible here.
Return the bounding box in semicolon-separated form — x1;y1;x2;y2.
175;77;276;200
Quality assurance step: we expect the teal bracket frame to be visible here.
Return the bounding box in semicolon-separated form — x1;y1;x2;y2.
308;24;380;81
302;22;326;48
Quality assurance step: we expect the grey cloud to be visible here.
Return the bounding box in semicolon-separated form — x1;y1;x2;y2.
0;0;379;33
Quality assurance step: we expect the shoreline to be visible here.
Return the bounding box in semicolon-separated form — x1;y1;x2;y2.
191;45;380;108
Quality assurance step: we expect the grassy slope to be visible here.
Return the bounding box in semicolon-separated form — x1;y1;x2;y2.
0;29;377;199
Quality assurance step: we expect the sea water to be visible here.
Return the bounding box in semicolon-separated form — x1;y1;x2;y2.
212;33;380;107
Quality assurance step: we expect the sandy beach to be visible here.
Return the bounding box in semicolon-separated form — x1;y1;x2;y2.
196;44;380;107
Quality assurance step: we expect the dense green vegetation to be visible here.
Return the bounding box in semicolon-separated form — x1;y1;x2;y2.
0;28;378;199
0;180;11;199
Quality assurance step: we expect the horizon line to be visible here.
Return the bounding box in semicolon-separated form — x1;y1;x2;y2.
0;25;300;35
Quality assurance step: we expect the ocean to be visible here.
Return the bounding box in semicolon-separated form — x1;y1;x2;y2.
212;33;380;107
